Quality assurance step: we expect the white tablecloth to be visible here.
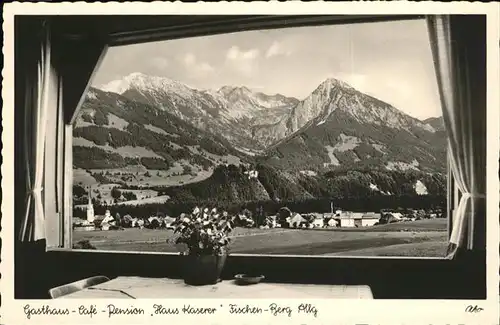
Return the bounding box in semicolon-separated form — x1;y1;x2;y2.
60;276;374;299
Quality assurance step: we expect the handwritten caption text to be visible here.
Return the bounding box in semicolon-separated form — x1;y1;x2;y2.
23;303;318;320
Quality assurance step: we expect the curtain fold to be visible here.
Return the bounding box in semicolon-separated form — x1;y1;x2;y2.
18;21;52;242
17;18;107;244
426;15;486;259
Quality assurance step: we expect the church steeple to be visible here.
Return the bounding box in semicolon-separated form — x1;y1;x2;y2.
86;185;95;223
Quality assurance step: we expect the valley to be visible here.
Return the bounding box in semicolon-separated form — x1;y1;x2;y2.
72;73;448;257
74;73;446;206
73;219;448;257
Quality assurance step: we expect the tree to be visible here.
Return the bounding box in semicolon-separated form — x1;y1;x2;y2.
242;208;252;219
253;205;266;227
73;185;87;197
111;187;122;200
123;192;138;201
183;165;192;175
277;207;292;226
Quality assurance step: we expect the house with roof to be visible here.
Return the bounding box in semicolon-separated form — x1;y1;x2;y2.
334;212;356;228
358;213;381;227
312;217;324;228
332;211;381;227
287;213;306;228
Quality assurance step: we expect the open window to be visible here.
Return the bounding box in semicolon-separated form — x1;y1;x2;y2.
62;16;454;258
14;14;487;299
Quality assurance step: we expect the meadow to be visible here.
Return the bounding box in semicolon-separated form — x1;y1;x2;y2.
73;219;448;258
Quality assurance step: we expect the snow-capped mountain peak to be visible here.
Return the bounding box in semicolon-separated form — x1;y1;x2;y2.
212;85;298;120
282;78;355;133
317;77;354;91
217;85;254;98
94;73;442;161
100;72;150;94
285;76;437;134
128;71;146;78
100;79;131;95
100;72;193;95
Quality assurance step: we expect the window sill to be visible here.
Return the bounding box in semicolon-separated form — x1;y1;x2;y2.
48;246;446;260
16;243;486;299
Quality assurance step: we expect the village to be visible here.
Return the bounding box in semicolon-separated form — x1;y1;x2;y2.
73;192;444;233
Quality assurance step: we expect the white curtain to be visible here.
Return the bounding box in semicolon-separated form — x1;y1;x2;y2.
427;15;486;259
18;22;53;242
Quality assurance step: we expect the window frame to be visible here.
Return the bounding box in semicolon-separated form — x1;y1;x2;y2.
49;14;456;261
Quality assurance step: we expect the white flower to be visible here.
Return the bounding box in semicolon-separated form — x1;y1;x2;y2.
204;208;209;213
211;208;217;213
196;217;202;223
183;217;191;223
193;207;200;214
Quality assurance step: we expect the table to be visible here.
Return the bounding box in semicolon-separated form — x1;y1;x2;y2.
60;276;374;299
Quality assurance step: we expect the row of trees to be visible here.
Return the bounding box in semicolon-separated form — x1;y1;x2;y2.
73;184;138;205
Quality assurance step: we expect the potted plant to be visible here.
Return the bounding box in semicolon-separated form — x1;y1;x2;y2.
172;208;234;285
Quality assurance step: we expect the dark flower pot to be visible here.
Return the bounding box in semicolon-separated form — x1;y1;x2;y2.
183;253;227;286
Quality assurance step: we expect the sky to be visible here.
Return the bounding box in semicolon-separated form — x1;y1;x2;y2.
93;19;442;120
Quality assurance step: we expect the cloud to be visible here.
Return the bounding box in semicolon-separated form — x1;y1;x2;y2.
225;46;260;76
150;57;169;70
181;53;214;78
265;41;292;58
183;53;196;66
226;46;260;61
198;62;215;73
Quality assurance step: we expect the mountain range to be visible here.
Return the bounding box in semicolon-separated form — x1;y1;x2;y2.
73;72;447;203
100;72;299;152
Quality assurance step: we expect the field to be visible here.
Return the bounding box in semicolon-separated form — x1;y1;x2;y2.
73;144;243;190
73;219;448;257
74;166;214;188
